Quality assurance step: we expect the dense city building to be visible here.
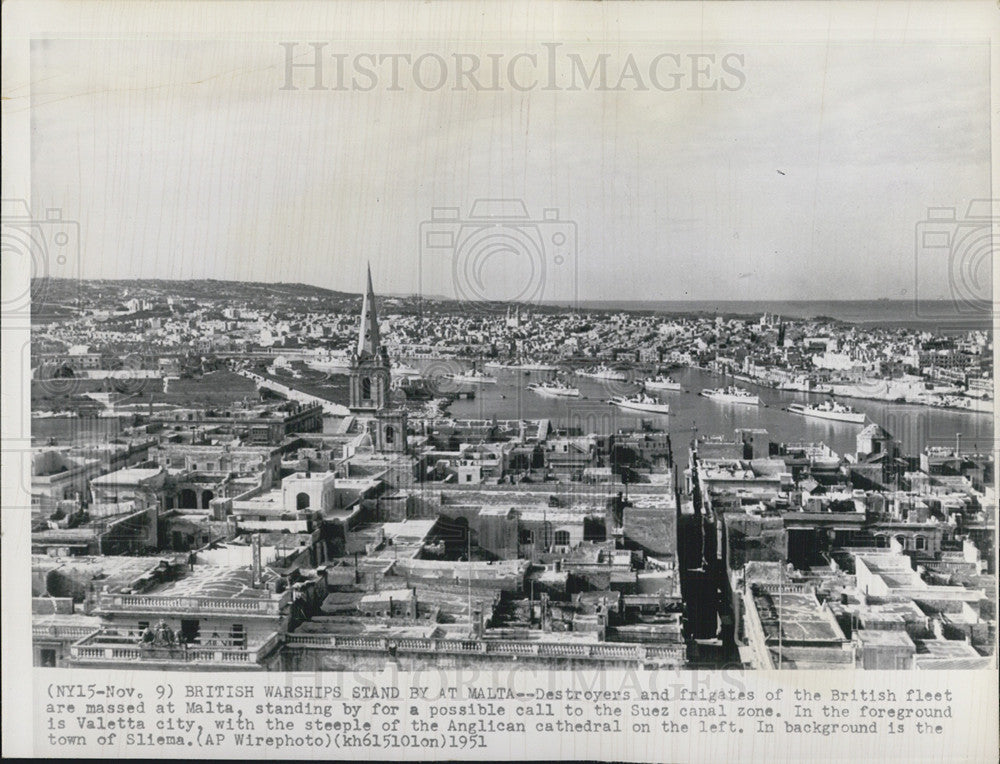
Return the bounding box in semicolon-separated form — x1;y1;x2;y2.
28;275;995;671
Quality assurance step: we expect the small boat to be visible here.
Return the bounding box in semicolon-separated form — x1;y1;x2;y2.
519;362;560;372
485;361;559;372
609;393;671;415
528;381;581;398
643;375;683;392
699;386;761;406
786;401;867;424
444;369;497;384
577;365;629;381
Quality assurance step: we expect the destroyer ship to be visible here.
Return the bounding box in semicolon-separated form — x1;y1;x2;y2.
528;380;581;398
786;401;867;424
642;375;683;392
699;386;761;406
577;365;629;382
608;393;671;414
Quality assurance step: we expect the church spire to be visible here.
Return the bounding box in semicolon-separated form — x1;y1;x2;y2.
357;262;381;357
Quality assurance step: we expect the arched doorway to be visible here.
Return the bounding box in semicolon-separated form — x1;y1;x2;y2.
296;492;311;510
201;490;214;508
178;488;198;509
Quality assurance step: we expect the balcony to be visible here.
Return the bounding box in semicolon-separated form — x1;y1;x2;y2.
33;623;103;642
69;630;282;669
97;590;290;617
284;633;685;666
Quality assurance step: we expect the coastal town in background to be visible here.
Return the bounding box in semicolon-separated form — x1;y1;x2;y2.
26;269;995;674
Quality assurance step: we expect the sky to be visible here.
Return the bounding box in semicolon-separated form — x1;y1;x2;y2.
27;30;991;303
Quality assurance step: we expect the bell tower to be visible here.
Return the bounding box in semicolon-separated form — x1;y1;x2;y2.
349;263;391;413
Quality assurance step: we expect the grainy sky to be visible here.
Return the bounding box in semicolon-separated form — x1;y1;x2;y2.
29;29;990;302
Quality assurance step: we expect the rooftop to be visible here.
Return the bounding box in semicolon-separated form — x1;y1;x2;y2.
752;588;847;643
854;629;915;648
130;564;277;601
360;589;415;604
381;520;437;542
914;639;983;659
91;467;163;486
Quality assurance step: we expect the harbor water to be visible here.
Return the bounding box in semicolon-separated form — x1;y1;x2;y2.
32;365;993;459
440;366;994;458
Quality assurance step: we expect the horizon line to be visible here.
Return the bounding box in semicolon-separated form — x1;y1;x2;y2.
33;276;968;305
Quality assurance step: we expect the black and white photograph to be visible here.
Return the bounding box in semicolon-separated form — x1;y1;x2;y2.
2;1;997;760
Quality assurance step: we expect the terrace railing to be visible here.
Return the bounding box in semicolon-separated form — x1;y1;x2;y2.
68;629;282;666
97;590;290;617
283;633;685;665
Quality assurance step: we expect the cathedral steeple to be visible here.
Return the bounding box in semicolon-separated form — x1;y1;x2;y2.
349;263;390;413
357;262;381;358
346;263;407;453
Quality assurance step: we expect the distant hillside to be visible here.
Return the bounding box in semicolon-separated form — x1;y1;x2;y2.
35;277;351;302
30;278;578;318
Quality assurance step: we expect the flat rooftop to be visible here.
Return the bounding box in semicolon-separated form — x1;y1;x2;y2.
628;495;678;509
138;565;277;600
233;488;283;510
33;613;102;630
518;509;594;524
360;589;415;604
336;477;381;490
854;629;915;648
33;554;172;581
91;467;163;485
381;520;437;542
914;639;983;659
752;589;846;643
856;554;921;577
